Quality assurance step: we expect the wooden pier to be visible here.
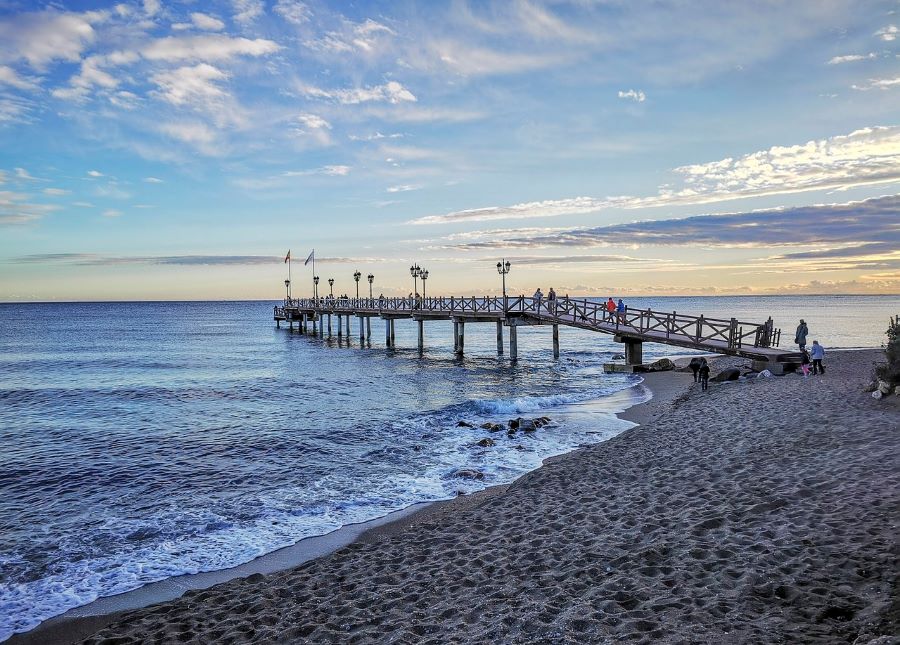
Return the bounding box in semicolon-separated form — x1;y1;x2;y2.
274;296;799;372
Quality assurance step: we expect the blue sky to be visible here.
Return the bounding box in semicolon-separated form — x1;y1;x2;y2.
1;0;898;300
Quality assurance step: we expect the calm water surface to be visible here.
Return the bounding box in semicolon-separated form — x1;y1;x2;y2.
0;295;895;639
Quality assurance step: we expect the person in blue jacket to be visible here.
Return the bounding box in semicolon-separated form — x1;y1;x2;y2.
810;340;826;374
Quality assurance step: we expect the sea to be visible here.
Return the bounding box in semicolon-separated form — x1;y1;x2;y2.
0;295;896;640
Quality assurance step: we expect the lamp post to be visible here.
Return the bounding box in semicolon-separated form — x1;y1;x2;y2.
367;273;374;300
410;264;420;296
284;278;291;302
353;271;361;299
420;269;429;300
497;259;511;310
328;277;334;297
313;275;319;300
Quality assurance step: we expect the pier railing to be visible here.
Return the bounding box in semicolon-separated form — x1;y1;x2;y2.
275;295;780;350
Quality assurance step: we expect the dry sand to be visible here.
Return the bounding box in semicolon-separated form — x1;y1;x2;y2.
26;350;900;643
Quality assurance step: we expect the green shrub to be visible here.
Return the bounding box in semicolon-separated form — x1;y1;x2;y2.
876;315;900;385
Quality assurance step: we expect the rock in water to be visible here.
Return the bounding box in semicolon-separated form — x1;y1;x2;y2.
612;353;625;360
453;468;484;480
712;367;741;382
456;420;474;428
476;438;495;448
480;422;502;431
508;418;520;430
520;419;537;432
877;380;892;395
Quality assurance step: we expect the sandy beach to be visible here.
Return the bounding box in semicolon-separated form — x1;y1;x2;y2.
16;349;899;644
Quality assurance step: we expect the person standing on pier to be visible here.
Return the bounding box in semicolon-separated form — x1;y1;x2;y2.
547;288;557;315
606;297;616;322
795;319;808;351
533;288;544;313
616;298;626;322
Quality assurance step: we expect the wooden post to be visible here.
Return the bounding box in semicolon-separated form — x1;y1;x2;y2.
301;313;306;334
496;320;504;355
359;316;365;342
346;314;350;337
453;321;459;352
390;319;395;346
696;315;703;343
624;339;643;365
385;319;391;347
456;320;465;356
337;314;342;337
328;314;332;337
509;324;518;361
418;319;424;352
366;317;371;339
729;318;737;349
552;323;559;359
276;319;280;328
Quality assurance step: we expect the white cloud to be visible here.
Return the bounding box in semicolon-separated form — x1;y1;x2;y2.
412;125;900;224
87;170;104;177
827;53;876;65
143;177;164;183
14;167;37;181
296;113;330;130
141;35;280;62
143;0;161;18
852;76;900;91
43;188;70;196
274;0;311;26
387;184;422;193
311;18;395;55
159;121;222;155
0;65;38;89
0;190;60;224
109;90;141;109
875;24;897;41
302;80;416;105
102;208;123;217
190;13;225;31
232;0;264;26
0;96;33;124
151;63;228;106
0;9;106;69
617;89;646;102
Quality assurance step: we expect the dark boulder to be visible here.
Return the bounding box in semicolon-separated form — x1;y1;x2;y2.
480;422;503;432
520;419;537;432
612;353;625;360
508;418;521;430
712;367;741;382
453;468;484;480
456;420;474;428
476;438;495;448
647;358;675;372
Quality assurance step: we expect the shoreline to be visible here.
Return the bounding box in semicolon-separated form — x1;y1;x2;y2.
7;362;689;645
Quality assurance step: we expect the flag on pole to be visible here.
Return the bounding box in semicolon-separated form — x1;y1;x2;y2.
304;250;314;266
284;250;291;263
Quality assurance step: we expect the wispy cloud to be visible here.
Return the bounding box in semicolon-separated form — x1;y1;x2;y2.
387;184;421;193
447;195;900;253
617;89;646;102
827;53;876;65
412;126;900;224
300;80;416;105
0;190;60;224
852;76;900;91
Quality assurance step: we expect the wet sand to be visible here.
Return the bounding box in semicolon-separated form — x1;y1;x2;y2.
15;350;900;643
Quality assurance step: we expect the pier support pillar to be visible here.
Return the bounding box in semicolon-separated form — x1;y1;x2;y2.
276;319;280;328
366;317;371;339
509;325;518;361
417;320;424;352
289;320;293;332
552;324;560;359
453;321;459;352
327;314;332;337
346;315;351;337
300;314;306;334
624;338;643;365
456;321;465;356
390;319;395;346
496;320;504;355
359;316;365;343
337;315;342;337
385;319;391;347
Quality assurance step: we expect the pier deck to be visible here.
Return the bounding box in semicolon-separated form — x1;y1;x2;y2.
274;295;798;370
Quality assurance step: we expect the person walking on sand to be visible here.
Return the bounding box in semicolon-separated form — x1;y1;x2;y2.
606;297;616;321
810;340;826;374
795;319;809;351
698;358;710;391
689;357;703;383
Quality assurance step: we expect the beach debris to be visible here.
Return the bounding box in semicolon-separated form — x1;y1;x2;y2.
876;379;893;395
757;370;773;378
452;468;485;480
480;422;503;432
456;420;475;428
647;358;676;372
712;367;741;382
871;390;883;399
476;438;495;448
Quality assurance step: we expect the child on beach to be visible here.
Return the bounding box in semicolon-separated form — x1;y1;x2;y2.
699;358;710;391
810;340;826;374
800;348;811;377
